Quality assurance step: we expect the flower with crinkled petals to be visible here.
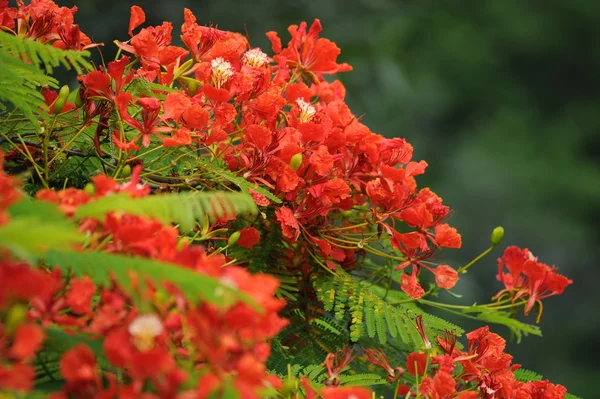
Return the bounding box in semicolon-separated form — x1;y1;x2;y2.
267;19;352;76
400;272;425;299
321;386;371;399
406;352;428;376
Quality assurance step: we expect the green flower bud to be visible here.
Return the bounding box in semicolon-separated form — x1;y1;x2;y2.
491;226;504;246
341;210;353;219
83;182;96;196
177;236;191;251
74;87;84;108
280;377;299;395
289;153;303;171
4;303;28;335
53;85;70;114
185;77;200;96
121;164;132;177
227;231;241;246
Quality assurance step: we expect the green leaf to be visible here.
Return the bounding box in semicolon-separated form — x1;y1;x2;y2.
514;368;543;382
44;250;260;311
0;30;91;129
75;191;258;231
0;200;82;262
197;158;282;204
473;310;542;343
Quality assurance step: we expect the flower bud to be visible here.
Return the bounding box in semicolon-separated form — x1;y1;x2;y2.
121;164;131;177
53;85;70;114
4;303;28;335
83;182;95;196
74;87;84;107
177;236;191;251
491;226;504;246
281;377;299;395
290;153;303;171
227;231;241;246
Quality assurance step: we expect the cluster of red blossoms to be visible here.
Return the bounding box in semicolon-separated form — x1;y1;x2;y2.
0;1;575;398
495;247;572;321
320;326;568;399
3;0;462;298
0;156;289;397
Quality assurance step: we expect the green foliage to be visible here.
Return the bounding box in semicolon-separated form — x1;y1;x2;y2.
467;308;542;343
314;272;464;346
0;198;82;262
196;158;282;204
0;31;91;129
44;250;259;310
514;368;543;382
75;191;258;231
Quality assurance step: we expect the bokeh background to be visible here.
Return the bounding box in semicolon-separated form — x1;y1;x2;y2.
64;0;599;396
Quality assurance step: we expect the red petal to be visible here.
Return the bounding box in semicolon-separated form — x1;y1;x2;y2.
128;5;145;36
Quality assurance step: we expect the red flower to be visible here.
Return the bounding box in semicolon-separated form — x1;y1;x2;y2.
65;276;96;315
268;19;352;76
321;386;372;399
401;272;425;299
7;324;45;361
0;363;35;392
495;246;572;319
309;145;335;176
406;352;428;376
432;265;459;290
236;227;261;248
128;5;145;36
323;346;355;386
434;224;462;248
245;124;272;151
275;206;300;241
60;344;97;383
363;348;404;382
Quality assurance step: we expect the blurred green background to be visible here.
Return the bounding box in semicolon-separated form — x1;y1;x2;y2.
67;0;599;396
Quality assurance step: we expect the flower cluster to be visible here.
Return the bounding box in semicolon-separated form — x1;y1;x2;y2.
321;328;568;399
67;5;464;300
0;1;575;398
0;0;101;51
495;246;572;321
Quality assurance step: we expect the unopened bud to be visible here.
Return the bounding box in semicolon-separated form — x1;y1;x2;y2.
74;87;84;107
341;210;353;219
227;231;241;246
83;182;95;196
290;153;303;171
121;164;131;177
53;85;70;114
4;303;28;335
491;226;504;246
281;377;299;395
177;236;191;251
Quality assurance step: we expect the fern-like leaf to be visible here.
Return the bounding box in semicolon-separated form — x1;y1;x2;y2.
44;250;259;310
74;191;257;231
0;30;92;74
472;309;542;343
197;158;281;204
0;199;82;262
314;272;464;347
0;31;91;129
